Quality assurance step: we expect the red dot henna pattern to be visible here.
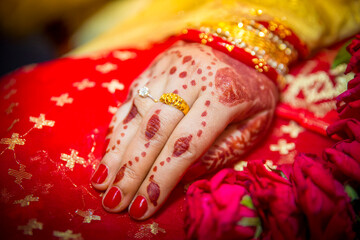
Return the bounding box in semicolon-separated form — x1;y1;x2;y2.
160;161;164;166
211;62;216;65
214;67;249;106
207;66;211;70
209;82;213;87
173;89;179;94
111;145;115;151
202;121;206;127
183;56;192;64
121;133;125;137
147;178;160;206
208;72;213;76
155;109;161;115
191;60;195;66
145;114;160;140
116;140;121;145
135;157;139;162
179;71;187;78
205;100;210;107
161;71;165;75
201;86;207;92
201;111;207;117
129;161;133;166
113;164;127;183
153;166;157;172
191;80;196;86
141;152;146;157
123;103;138;124
197;68;202;74
183;85;187;89
201;76;207;81
169;67;177;75
145;142;150;148
197;130;203;137
106;126;114;137
123;125;128;129
172;134;193;157
166;157;171;163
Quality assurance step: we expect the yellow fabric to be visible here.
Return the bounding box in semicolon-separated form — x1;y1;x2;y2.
71;0;360;57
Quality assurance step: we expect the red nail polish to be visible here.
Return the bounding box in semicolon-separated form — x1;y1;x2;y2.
129;196;148;219
91;164;108;184
103;187;122;209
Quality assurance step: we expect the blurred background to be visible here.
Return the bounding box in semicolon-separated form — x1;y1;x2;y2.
0;0;149;76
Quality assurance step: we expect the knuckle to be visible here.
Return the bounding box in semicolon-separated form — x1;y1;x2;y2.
123;164;139;181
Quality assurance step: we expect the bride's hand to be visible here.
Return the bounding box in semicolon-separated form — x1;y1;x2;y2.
91;41;278;220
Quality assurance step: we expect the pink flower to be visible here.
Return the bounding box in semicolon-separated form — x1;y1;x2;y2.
336;74;360;119
292;153;355;239
185;169;260;240
325;119;360;183
345;35;360;74
245;161;305;240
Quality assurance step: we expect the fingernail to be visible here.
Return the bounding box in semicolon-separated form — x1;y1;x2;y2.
103;187;122;209
91;164;108;184
129;196;148;219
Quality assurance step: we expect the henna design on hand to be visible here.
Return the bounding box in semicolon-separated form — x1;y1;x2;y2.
172;135;193;157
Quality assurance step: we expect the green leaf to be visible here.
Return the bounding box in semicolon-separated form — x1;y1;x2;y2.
237;217;263;239
332;39;353;69
345;184;359;201
240;195;255;210
237;217;261;227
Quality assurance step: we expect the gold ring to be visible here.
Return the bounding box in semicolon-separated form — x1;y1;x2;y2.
138;86;190;115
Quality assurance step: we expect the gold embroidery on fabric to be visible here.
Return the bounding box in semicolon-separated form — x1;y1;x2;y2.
8;164;32;187
113;50;137;61
51;93;74;107
5;102;19;114
135;222;166;238
234;161;248;171
102;80;124;93
4;89;17;99
4;78;16;90
282;63;353;117
1;133;25;150
14;194;39;207
280;121;304;138
17;219;43;235
264;160;277;171
96;62;117;74
29;114;55;129
75;209;101;223
7;119;20;132
1;188;14;203
60;149;86;170
73;79;95;91
53;230;83;240
270;139;295;155
108;106;118;114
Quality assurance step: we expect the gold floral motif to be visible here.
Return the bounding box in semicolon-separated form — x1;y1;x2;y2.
113;50;137;61
75;209;101;223
29;114;55;129
283;64;352;117
234;160;248;171
8;164;32;187
1;188;14;203
13;194;39;207
18;219;43;236
53;230;83;240
270;139;295;155
4;89;17;100
51;93;73;107
96;62;117;74
135;222;166;239
102;79;124;93
60;149;86;170
7;119;20;132
5;102;19;115
280;121;304;138
1;133;25;150
73;79;95;91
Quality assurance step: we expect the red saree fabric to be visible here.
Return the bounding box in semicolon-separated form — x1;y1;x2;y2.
0;37;344;239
